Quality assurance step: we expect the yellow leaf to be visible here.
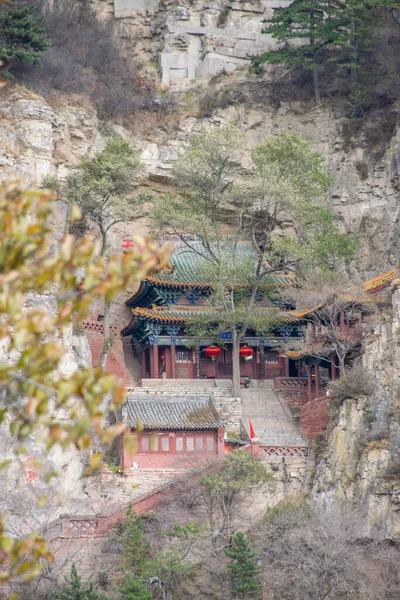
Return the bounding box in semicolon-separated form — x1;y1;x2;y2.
37;496;48;509
0;537;14;553
0;459;12;470
89;453;103;469
70;205;82;222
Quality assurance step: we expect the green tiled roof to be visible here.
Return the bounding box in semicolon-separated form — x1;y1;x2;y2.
145;242;296;288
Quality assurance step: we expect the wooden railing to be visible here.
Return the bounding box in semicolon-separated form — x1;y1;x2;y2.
274;377;308;390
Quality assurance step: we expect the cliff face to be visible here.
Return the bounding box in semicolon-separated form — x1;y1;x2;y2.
311;288;400;540
1;0;400;540
2;91;400;276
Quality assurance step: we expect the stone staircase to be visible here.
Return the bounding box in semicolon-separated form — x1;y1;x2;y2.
241;381;308;447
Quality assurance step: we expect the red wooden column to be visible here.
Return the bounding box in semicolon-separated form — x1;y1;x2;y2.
306;364;312;402
284;357;290;377
171;345;176;379
315;363;320;398
151;344;159;379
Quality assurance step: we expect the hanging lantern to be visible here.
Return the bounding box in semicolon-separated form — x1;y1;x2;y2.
204;345;221;361
239;345;254;359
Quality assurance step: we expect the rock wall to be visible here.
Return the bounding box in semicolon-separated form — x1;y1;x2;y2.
112;0;289;87
311;288;400;540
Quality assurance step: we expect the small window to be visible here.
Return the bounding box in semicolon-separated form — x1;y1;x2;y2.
176;437;184;452
150;436;158;452
195;437;203;451
176;348;192;363
141;437;149;452
161;437;170;452
265;351;278;364
206;437;215;451
186;437;194;451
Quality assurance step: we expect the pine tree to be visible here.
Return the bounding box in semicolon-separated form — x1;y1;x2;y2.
117;505;153;578
119;574;152;600
53;564;109;600
0;2;50;71
252;0;398;108
252;0;344;106
225;532;260;599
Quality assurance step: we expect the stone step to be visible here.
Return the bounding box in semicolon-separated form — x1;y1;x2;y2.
240;385;307;447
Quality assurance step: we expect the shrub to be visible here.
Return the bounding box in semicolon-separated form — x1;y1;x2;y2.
14;0;174;123
328;366;376;407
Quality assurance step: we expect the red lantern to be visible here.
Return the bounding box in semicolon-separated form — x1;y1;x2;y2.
204;345;221;361
239;345;254;358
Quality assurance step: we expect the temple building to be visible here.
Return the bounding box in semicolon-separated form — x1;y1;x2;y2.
121;242;303;382
116;392;225;469
121;241;397;404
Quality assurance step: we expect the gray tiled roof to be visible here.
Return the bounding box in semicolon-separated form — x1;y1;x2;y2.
119;395;223;431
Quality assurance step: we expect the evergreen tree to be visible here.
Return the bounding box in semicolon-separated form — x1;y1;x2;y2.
252;0;341;106
225;532;260;599
117;505;153;578
53;564;109;600
119;574;152;600
0;2;50;71
253;0;398;109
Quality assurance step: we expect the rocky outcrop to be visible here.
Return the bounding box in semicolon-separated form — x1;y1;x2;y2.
311;288;400;540
112;0;280;87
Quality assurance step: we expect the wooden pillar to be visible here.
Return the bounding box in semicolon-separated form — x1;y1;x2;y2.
171;345;176;379
315;362;320;398
260;346;265;379
331;354;337;380
284;357;289;377
141;349;146;380
152;344;159;379
306;364;312;403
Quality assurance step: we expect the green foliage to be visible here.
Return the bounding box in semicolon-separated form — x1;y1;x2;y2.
53;564;109;600
0;2;50;69
66;138;148;255
200;450;276;497
252;0;398;107
225;532;260;599
116;505;153;578
253;0;337;68
152;128;358;394
117;509;198;599
263;496;314;539
41;174;60;192
251;132;331;199
199;451;276;541
119;574;152;600
0;183;168;584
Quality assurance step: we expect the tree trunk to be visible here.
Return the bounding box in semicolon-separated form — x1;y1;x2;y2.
313;69;322;106
99;300;111;368
232;329;241;398
338;354;345;376
98;220;107;257
309;8;321;107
